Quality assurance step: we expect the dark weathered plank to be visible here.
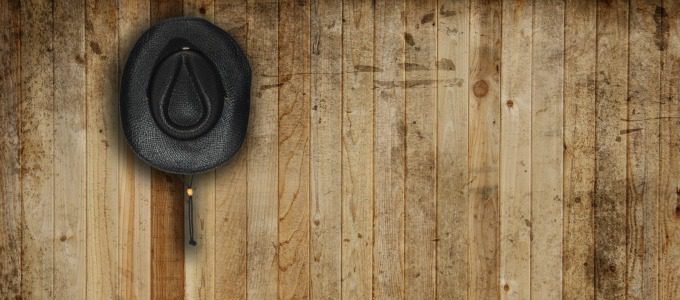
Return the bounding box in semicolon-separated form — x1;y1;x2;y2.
278;1;312;298
469;0;501;298
0;0;21;298
342;0;374;299
54;0;87;298
563;1;597;299
373;0;406;298
531;0;564;298
148;1;185;299
594;0;628;298
246;0;279;298
21;0;54;298
214;0;248;298
627;0;662;299
310;0;342;298
436;0;469;298
660;2;680;299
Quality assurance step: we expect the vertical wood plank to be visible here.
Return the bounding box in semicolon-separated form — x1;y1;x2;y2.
468;0;501;298
247;0;279;298
594;0;628;298
403;0;437;298
499;1;532;298
531;0;564;298
119;0;151;298
20;0;54;298
183;1;217;299
214;1;248;298
563;1;597;298
278;1;311;299
148;1;185;299
86;0;120;298
659;1;680;299
373;0;406;298
342;0;374;299
0;0;22;297
310;0;342;298
54;0;86;298
627;1;662;299
435;0;469;298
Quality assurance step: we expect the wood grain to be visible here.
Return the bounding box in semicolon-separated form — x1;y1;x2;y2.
246;0;279;299
310;0;342;298
469;0;501;298
0;0;21;298
20;0;54;298
54;0;87;298
373;0;406;298
531;0;564;298
214;0;249;298
342;0;374;299
563;0;597;298
436;1;469;299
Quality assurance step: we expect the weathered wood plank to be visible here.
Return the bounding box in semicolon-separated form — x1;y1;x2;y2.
309;0;342;298
214;0;248;298
594;0;628;298
0;0;22;298
86;0;120;298
659;2;680;299
278;1;311;299
373;0;406;298
468;0;501;298
246;0;279;298
183;1;217;299
627;1;662;299
54;0;87;298
403;0;437;298
563;1;597;299
342;0;374;299
499;1;532;298
531;0;564;298
147;1;185;299
435;0;469;298
118;0;151;299
20;0;54;298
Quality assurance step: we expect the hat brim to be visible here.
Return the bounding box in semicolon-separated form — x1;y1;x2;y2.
120;17;251;174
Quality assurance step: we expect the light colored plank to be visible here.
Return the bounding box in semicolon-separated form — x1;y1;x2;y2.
54;0;87;298
373;0;406;298
310;0;342;298
246;0;279;298
530;0;563;298
594;0;628;298
118;0;152;299
214;0;248;298
404;0;437;298
183;1;217;299
20;0;54;298
0;0;22;297
278;1;311;299
563;0;596;298
147;1;185;299
659;2;680;299
86;0;120;298
342;0;374;299
468;0;501;298
435;0;469;298
627;1;662;299
499;1;532;298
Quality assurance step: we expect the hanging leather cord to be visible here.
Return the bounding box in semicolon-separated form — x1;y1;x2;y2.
186;176;197;246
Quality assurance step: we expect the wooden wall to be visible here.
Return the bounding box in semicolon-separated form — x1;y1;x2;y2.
1;0;680;299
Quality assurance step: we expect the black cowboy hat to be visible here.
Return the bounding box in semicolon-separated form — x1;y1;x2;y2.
120;17;251;175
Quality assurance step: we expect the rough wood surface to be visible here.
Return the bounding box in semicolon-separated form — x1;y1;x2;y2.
2;1;680;299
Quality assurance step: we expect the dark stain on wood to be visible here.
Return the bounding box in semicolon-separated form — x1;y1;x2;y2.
400;62;429;71
421;12;434;25
654;6;669;51
440;5;456;17
404;32;415;46
354;65;382;72
89;41;102;55
436;58;455;71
